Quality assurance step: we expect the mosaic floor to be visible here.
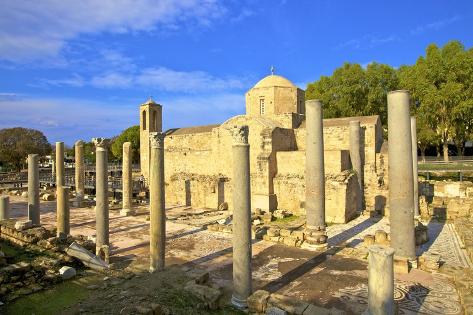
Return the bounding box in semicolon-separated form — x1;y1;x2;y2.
327;215;472;268
335;274;462;314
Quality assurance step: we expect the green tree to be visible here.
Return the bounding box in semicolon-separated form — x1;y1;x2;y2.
306;62;398;126
416;112;440;161
110;126;140;162
399;41;473;161
0;127;51;171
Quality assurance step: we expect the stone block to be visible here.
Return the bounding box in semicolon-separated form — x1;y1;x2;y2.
15;220;33;231
363;234;375;246
267;293;310;315
267;228;280;237
374;230;388;244
184;283;222;310
59;266;76;280
218;202;228;211
291;230;305;240
394;257;409;274
280;229;291;237
247;290;270;313
283;237;297;247
266;306;289;315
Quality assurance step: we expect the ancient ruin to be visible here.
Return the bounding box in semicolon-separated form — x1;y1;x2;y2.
0;74;473;315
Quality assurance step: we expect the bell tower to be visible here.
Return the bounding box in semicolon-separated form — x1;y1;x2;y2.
139;98;162;182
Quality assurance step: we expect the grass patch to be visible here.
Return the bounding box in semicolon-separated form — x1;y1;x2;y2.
418;162;473;171
0;241;49;264
5;280;90;315
274;215;299;223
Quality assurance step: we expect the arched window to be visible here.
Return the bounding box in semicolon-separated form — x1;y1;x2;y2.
142;110;147;130
152;110;157;131
259;98;265;115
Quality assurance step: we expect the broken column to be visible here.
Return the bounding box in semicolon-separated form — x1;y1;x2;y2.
28;154;40;225
304;100;327;249
366;245;395;315
57;186;70;238
0;195;9;220
350;120;363;212
75;140;85;206
93;138;110;259
149;132;166;272
56;142;65;187
229;125;252;308
387;91;416;261
120;142;134;216
411;117;419;217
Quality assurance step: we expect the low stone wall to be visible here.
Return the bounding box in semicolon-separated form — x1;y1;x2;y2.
420;195;473;220
247;290;346;314
420;180;473;200
274;170;358;223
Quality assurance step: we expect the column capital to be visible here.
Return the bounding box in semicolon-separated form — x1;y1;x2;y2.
123;141;131;149
305;99;323;108
75;140;84;147
92;138;110;150
149;132;165;148
228;125;249;145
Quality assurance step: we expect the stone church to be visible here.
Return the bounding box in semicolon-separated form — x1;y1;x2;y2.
139;74;388;223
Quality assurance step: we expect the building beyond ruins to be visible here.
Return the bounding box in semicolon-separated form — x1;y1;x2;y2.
140;74;388;223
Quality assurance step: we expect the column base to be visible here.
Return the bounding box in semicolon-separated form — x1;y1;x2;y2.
231;295;248;309
149;265;164;273
301;242;328;251
120;208;135;216
393;256;418;274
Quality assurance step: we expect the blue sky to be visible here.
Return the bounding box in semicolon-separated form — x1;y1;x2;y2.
0;0;472;145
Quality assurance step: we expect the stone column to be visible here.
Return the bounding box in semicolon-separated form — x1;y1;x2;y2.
93;138;110;259
57;186;70;238
411;117;419;217
350;120;363;212
0;195;9;220
75;140;85;206
304;100;327;248
120;142;134;216
56;142;65;187
366;245;395;315
149;132;166;272
229;125;252;308
28;154;40;225
387;91;416;260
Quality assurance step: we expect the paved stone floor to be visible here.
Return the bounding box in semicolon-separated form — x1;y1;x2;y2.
327;215;472;268
5;196;470;314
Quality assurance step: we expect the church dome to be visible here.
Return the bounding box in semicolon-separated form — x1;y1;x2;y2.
253;74;296;89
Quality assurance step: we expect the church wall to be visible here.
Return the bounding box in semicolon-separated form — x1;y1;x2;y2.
276;150;350;176
273;86;298;114
245;87;275;116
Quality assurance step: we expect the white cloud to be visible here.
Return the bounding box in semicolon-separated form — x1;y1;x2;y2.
335;34;400;50
0;0;226;62
41;66;248;93
0;92;245;144
411;16;461;35
135;67;246;92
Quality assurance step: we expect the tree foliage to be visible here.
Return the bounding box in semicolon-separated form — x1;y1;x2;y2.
399;40;473;159
0;127;51;170
306;40;473;159
110;125;140;162
306;62;398;126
